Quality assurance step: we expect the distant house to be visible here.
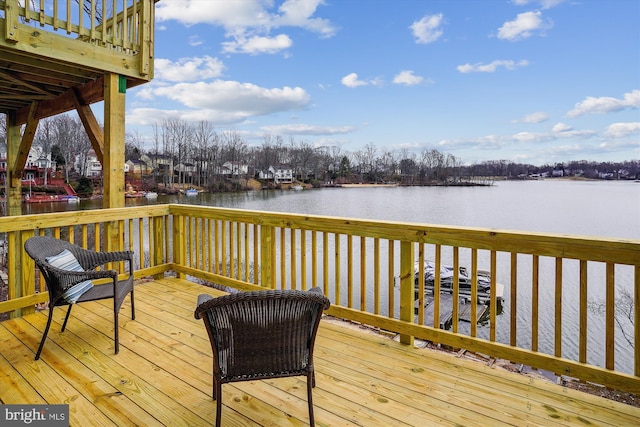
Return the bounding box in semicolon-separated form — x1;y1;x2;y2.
221;161;248;176
274;166;294;184
126;159;152;176
176;162;197;178
258;166;276;180
0;143;56;184
257;165;293;183
75;149;102;177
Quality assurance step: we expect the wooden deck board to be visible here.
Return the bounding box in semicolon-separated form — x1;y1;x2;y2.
1;277;638;426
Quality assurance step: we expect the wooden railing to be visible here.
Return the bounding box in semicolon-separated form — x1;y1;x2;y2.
1;204;638;393
1;0;154;76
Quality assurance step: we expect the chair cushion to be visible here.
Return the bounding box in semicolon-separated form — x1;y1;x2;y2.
45;249;94;303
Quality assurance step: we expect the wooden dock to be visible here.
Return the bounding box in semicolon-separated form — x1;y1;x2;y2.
417;294;489;329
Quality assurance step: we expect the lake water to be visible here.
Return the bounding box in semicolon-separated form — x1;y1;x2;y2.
25;179;640;372
28;179;639;239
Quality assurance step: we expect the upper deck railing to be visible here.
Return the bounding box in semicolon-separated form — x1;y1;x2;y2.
0;0;154;79
0;204;637;393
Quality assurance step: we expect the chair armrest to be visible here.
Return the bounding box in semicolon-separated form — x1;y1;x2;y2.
75;249;135;271
195;294;215;319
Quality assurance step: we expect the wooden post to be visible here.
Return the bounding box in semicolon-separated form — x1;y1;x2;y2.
260;225;275;289
103;73;126;251
399;241;415;346
153;216;164;279
173;214;185;278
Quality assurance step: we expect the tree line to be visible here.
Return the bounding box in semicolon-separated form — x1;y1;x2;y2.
1;114;638;191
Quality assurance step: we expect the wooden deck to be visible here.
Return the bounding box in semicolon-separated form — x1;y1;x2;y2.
1;278;637;426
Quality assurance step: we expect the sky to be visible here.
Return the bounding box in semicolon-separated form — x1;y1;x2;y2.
124;0;640;166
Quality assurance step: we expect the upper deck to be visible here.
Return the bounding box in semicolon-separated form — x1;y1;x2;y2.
0;0;155;122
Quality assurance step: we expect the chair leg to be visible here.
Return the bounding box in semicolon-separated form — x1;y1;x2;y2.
215;382;222;427
307;372;315;426
130;289;135;320
114;299;119;354
34;307;55;360
60;304;73;332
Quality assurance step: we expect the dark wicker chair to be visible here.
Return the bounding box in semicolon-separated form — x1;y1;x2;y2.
194;287;331;427
24;236;135;360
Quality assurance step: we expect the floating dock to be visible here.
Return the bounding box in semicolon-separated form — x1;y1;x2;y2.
416;294;490;329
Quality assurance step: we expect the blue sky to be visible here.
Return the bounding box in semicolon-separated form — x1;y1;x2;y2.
125;0;640;166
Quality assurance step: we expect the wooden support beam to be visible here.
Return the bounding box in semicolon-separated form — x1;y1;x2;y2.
103;73;125;210
14;76;105;125
72;88;104;164
3;0;19;43
5;111;22;216
12;101;39;180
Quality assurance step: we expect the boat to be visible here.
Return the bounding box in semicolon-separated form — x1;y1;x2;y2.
290;185;303;191
24;192;67;203
414;261;504;303
62;195;80;203
185;188;198;196
144;191;158;199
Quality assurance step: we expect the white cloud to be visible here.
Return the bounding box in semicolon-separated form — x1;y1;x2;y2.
567;90;640;117
275;0;337;38
222;34;293;55
156;0;336;55
341;73;369;88
129;80;311;126
457;59;529;73
260;124;356;135
410;13;444;44
513;112;549;123
153;80;309;112
497;11;551;41
511;0;566;9
552;122;572;132
155;56;225;82
603;122;640;138
393;70;425;86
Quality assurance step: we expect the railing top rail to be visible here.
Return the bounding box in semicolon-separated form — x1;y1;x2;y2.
168;204;640;265
0;205;171;232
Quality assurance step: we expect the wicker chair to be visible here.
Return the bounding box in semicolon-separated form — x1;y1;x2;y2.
194;288;331;427
24;236;135;360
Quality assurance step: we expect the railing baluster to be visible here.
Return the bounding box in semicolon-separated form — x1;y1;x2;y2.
434;244;441;328
452;247;459;333
490;250;497;342
532;255;539;352
374;238;381;315
635;265;639;376
290;227;296;289
606;262;615;370
387;239;394;318
510;252;518;347
279;227;286;289
334;234;341;306
300;229;307;290
555;257;563;358
244;223;249;282
470;248;478;337
323;232;329;294
579;260;588;363
360;236;366;311
347;234;353;307
311;231;318;289
417;243;425;325
253;224;259;284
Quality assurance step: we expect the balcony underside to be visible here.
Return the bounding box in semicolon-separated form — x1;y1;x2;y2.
0;277;637;426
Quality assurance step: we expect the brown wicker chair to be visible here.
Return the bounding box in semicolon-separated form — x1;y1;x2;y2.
24;236;135;360
194;288;330;427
